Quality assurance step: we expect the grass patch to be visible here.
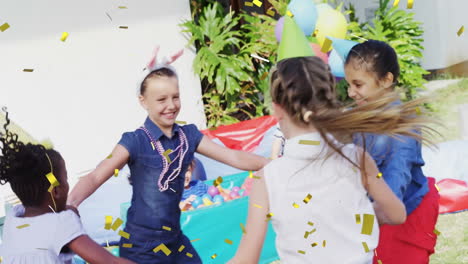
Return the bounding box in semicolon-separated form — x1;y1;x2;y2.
431;211;468;264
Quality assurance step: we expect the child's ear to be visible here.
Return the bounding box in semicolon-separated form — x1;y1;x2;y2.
139;95;148;110
380;72;395;90
272;103;285;120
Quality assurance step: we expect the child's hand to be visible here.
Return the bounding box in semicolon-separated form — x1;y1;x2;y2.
187;195;197;203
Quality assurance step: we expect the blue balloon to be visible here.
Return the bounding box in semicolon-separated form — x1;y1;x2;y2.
213;195;224;204
202;194;213;201
191;196;203;208
329;49;345;78
288;0;319;36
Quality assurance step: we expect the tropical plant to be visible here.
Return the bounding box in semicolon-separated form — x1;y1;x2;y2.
180;2;278;127
347;0;429;100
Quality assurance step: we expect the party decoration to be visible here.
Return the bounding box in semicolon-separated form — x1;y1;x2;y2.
328;37;358;61
458;26;465;36
277;16;315;62
275;17;285;43
153;243;171;256
0;22;10;32
310;43;329;64
288;0;319;36
315;8;347;52
328;49;345;78
60;32;69;42
316;3;333;15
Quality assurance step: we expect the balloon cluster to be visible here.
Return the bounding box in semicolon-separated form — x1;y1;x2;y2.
187;184;249;210
274;0;357;78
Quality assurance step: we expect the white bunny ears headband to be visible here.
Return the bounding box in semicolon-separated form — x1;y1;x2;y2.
138;45;184;95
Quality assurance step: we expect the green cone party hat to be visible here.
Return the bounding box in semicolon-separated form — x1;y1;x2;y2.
277;15;316;62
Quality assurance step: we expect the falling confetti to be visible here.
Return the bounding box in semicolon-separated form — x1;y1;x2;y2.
361;214;375;235
119;26;128;29
393;0;400;6
377;260;383;264
111;218;123;231
16;224;30;229
190;238;201;243
407;0;413;9
322;240;326;247
433;229;441;236
240;223;247;234
186;253;193;258
362;241;370;253
118;6;127;9
175;121;187;125
321;38;332;53
214;176;223;187
253;0;262;7
118;230;130;239
163;149;172;162
267;9;276;17
457;26;465;37
253;204;263;209
311;242;318;247
303;194;312;204
266;212;274;221
435;184;440;192
106;154;113;159
307;221;314;226
245;1;253;7
355;214;361;225
225;239;233;245
60;32;69;42
114;169;119;177
297;250;306;254
211;254;218;259
376;172;383;179
122;243;133;248
23;69;34;72
178;245;185;252
0;23;10;32
153;243;172;256
415;107;422;115
104;216;113;230
286;10;294;17
293;202;300;208
298;140;320;146
162;226;172;231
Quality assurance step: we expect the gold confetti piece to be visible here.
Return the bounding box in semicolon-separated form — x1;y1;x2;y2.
267;9;275;16
361;214;375;235
266;212;274;220
293;202;300;208
151;142;155;150
253;0;263;7
321;38;333;53
186;253;193;258
118;6;127;9
286;10;294;17
240;223;246;234
190;238;200;243
106;154;113;159
260;72;269;80
322;240;326;247
415;107;422;115
114;169;119;177
175;121;187;125
105;215;113;230
309;228;316;235
0;23;10;32
297;250;306;254
46;173;60;188
376;172;383;178
433;228;441;236
407;0;413;8
122;243;133;248
111;218;123;231
163;149;172;163
377;260;383;264
355;214;361;224
304;231;310;239
307;221;314;226
303;194;312;204
225;239;233;245
59;32;68;43
23;69;34;72
16;224;30;229
162;226;172;231
458;26;464;37
119;26;128;29
211;254;218;259
298;140;320;146
362;241;370;252
214;176;223;187
118;230;130;239
393;0;400;6
435;184;440;192
311;242;318;247
178;245;185;252
245;2;253;7
253;204;263;209
153;243;171;256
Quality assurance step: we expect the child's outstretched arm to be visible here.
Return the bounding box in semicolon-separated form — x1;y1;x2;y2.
68;145;129;207
69;235;135;264
197;136;269;171
361;150;406;225
228;169;269;264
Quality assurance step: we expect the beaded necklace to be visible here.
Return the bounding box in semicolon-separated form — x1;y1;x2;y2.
138;126;189;192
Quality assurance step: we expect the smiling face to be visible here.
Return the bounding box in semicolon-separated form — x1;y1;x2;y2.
139;76;180;131
344;59;394;106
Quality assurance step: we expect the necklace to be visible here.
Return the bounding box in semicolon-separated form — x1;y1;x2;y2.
138;126;189;192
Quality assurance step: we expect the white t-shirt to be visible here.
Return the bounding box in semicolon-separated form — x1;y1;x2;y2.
0;205;86;264
264;132;379;264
